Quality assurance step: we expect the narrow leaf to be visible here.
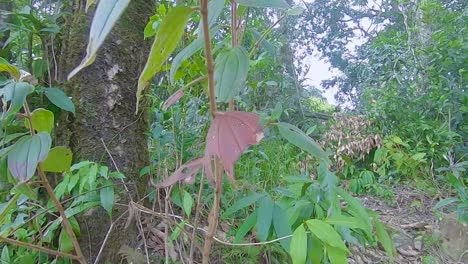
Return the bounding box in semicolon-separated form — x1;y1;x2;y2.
309;234;324;264
234;210;258;242
214;46;250;102
182;190;193;217
325;214;367;230
136;6;194;112
277;122;328;160
68;0;131;79
272;204;292;251
41;146;73;173
162;89;184;111
58;229;74;253
43;88;75;114
290;224;307;264
305;219;349;253
222;193;263;218
0;60;20;80
326;245;348;264
374;218;396;260
0;194;19;224
170;38;204;84
256;195;274;241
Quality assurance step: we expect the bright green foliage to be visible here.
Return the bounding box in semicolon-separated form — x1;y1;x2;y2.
41;146;73;173
26;108;54;133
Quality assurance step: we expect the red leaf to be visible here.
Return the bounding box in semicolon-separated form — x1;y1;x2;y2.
205;111;264;179
162;89;184;111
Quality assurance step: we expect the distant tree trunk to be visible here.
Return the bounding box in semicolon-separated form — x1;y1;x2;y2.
57;1;152;262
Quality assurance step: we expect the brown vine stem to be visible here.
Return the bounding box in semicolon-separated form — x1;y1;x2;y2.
200;0;224;263
23;103;86;264
0;236;80;260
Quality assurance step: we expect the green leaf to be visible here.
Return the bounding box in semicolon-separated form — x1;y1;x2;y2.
41;146;73;173
256;195;274;241
222;193;263;218
234;210;258;242
305;219;349;253
326;245;348;264
1;82;35;114
0;60;20;80
25;108;54;133
58;229;74;253
337;188;372;232
68;0;131;79
309;234;324;264
182;190;193;217
137;6;194;111
11;183;38;201
196;0;225;36
286;6;304;16
1;246;9;263
100;180;114;216
290;224;307;264
277;122;328;160
7;132;51;182
43;87;75;114
85;0;97;12
237;0;290;9
272;204;292;251
325;214;367;230
214;46;250;102
433;197;459;210
374;218;396;261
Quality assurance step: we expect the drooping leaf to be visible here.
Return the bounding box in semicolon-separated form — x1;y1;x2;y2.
305;219;349;253
41;146;73;173
1;82;34;114
325;214;367;230
277;122;328;160
234;210;258;242
433;197;459;210
326;245;348;264
137;6;194;111
337;188;372;232
157;157;210;188
7;132;51;182
205;111;263;180
25;108;54;133
222;192;264;218
0;59;20;80
162;89;184;111
196;0;225;36
256;195;274;241
272;204;292;250
182;190;193;217
290;224;307;264
170;38;204;84
59;229;74;253
236;0;290;9
68;0;131;79
100;180;115;216
374;218;396;260
43;88;75;114
309;234;324;264
214;46;250;102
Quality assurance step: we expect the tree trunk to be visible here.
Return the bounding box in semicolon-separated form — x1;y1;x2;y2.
58;1;152;262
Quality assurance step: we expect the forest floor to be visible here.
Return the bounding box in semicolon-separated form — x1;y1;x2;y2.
351;185;467;264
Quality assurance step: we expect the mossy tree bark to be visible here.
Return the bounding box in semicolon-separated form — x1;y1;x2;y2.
58;1;153;262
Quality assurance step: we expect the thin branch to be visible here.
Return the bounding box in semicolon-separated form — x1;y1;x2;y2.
0;237;80;260
249;14;286;58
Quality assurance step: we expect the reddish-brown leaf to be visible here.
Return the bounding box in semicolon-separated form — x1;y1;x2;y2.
162;89;184;111
205;111;264;179
157;158;206;188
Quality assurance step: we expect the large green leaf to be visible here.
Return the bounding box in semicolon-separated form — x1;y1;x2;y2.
58;229;74;253
137;6;194;111
68;0;131;79
7;132;51;182
305;219;349;253
237;0;290;9
214;46;250;102
256;195;274;241
309;234;324;264
325;214;368;230
0;59;20;80
272;204;292;251
1;82;35;114
290;224;307;264
277;122;328;160
234;210;257;242
41;146;73;173
326;245;348;264
374;218;396;261
25;108;54;133
337;188;372;232
43;87;75;114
